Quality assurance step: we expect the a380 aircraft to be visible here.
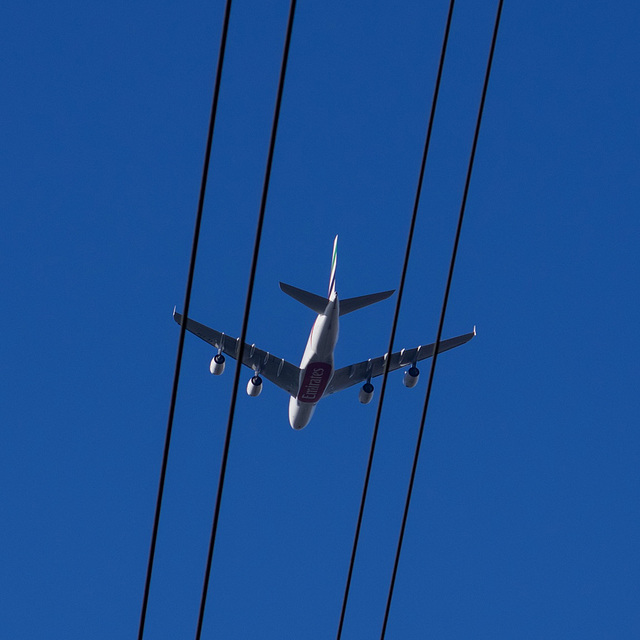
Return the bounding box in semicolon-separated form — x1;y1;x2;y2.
174;236;475;429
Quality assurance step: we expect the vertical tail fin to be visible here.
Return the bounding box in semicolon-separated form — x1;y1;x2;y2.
328;235;338;298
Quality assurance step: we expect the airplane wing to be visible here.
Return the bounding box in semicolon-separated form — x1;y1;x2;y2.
326;329;476;395
173;309;301;397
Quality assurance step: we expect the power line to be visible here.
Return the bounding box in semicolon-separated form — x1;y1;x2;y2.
379;1;504;637
335;2;457;637
193;1;298;637
137;2;233;638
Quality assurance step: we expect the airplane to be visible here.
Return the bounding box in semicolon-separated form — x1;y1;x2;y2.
173;236;475;430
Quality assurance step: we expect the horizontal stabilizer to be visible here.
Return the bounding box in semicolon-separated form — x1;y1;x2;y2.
340;290;395;316
281;282;395;316
279;282;328;314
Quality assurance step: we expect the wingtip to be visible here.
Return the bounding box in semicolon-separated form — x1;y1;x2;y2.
379;289;395;301
473;325;477;336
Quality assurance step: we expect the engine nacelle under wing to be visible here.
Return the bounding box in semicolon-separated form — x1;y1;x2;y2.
247;375;263;397
359;382;374;404
210;353;226;375
403;366;419;388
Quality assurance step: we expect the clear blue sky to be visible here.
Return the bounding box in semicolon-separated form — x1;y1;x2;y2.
2;1;639;638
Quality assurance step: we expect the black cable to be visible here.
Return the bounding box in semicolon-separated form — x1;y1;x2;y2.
335;2;456;638
193;1;298;637
379;1;504;636
137;2;233;638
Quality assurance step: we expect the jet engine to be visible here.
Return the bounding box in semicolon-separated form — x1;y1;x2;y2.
359;382;374;404
403;366;420;388
246;375;263;397
209;353;225;375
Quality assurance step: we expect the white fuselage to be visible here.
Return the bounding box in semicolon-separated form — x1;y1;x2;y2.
288;293;339;429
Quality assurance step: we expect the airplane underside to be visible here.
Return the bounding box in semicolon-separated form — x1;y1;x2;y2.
173;235;475;429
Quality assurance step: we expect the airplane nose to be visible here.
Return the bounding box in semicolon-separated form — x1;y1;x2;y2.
289;416;308;430
289;410;309;430
289;397;313;430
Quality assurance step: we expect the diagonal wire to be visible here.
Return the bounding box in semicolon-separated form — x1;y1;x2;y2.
335;1;457;637
193;1;298;637
137;2;233;638
379;1;504;636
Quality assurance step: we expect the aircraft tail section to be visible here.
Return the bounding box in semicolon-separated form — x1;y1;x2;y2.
329;235;338;298
279;282;328;314
339;289;395;315
279;235;338;313
281;235;394;315
280;281;395;316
